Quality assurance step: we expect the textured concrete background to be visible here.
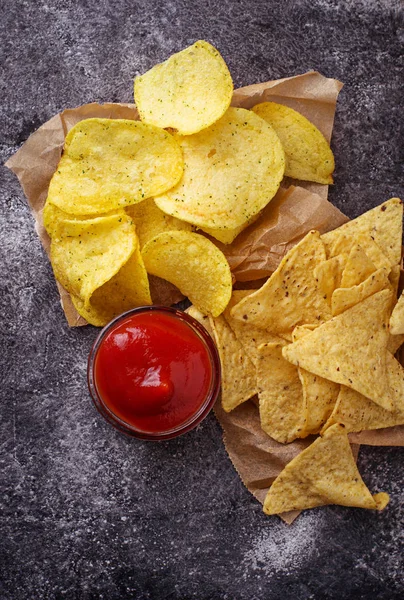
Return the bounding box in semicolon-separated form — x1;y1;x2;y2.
1;0;403;598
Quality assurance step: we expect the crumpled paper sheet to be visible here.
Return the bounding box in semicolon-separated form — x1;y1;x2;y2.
5;72;403;524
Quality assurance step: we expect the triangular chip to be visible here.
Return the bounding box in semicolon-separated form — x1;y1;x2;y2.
322;354;404;433
263;424;389;515
231;231;331;334
257;341;306;444
313;254;346;306
388;264;401;298
326;232;391;272
321;198;403;267
387;333;404;354
340;244;376;288
283;290;393;410
292;326;339;435
209;315;257;412
390;290;404;335
185;305;213;336
331;267;390;316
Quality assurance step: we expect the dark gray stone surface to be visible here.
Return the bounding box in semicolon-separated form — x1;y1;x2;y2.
1;1;403;598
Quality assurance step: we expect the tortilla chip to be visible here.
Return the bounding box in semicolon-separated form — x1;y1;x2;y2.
331;267;390;316
209;315;257;412
388;264;401;298
321;198;403;267
390;290;404;335
257;341;306;444
387;333;404;354
313;255;346;305
283;289;393;411
263;424;389;514
292;326;339;434
340;244;376;288
231;230;331;335
185;305;213;336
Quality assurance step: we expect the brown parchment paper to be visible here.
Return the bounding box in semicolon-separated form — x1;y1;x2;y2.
5;72;403;523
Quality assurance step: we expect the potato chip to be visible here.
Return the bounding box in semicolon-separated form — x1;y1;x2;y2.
141;231;232;317
71;245;151;326
126;198;193;249
231;231;331;334
292;326;339;435
154;107;285;231
210;315;257;412
263;424;389;515
321;198;403;267
252;102;334;184
331;267;390;316
47;118;184;215
340;244;376;288
283;289;393;411
50;212;136;304
199;212;261;245
134;40;233;135
313;255;346;305
390;290;404;335
257;341;306;443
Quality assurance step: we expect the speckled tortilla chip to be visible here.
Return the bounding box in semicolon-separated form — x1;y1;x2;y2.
340;244;376;288
185;305;213;336
210;315;257;412
331;267;390;316
325;232;391;273
292;326;339;435
322;354;404;433
321;198;403;267
387;333;404;354
388;265;401;298
257;341;306;444
313;255;346;306
390;290;404;335
263;424;389;515
283;289;393;411
231;230;331;335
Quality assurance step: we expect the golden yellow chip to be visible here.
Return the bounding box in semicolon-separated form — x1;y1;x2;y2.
199;212;260;245
321;198;403;267
126;198;193;249
257;341;306;444
185;305;213;335
340;244;376;288
263;424;389;515
388;264;401;298
292;326;339;435
283;289;393;411
326;231;392;273
387;333;404;354
313;254;346;305
231;231;331;335
154;107;285;231
71;245;151;326
252;102;334;184
141;231;232;317
50;212;136;304
209;315;257;413
390;290;404;335
134;40;233;135
331;267;390;316
47;118;183;215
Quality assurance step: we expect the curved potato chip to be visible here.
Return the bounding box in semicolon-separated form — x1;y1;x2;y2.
154;107;285;230
47;118;183;215
198;211;261;244
50;212;136;304
43;200;119;239
141;231;232;316
71;245;151;326
252;102;334;185
134;40;233;135
126;198;193;249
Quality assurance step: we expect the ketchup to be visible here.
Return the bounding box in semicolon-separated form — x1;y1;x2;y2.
93;310;214;433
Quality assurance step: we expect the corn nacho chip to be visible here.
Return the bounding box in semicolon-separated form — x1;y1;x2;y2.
313;255;346;306
340;244;376;288
263;424;389;515
252;101;335;184
47;118;184;215
50;212;137;304
126;198;193;249
231;231;331;335
331;267;390;316
257;341;306;444
185;305;213;336
210;315;257;412
387;333;404;354
390;290;404;335
141;231;232;317
292;326;339;435
283;289;393;411
134;40;233;135
154;107;285;231
321;198;403;267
